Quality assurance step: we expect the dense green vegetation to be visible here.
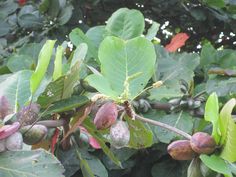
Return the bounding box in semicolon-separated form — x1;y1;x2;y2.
0;0;236;177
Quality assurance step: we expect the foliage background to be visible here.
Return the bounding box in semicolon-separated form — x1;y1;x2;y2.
0;0;236;177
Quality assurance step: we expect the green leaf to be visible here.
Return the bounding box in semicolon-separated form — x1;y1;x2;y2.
57;146;80;177
48;0;60;18
85;153;108;177
43;95;89;116
200;154;232;177
203;0;225;8
0;149;65;177
74;147;95;177
86;26;107;49
204;92;221;144
53;46;63;81
69;28;98;60
151;159;183;177
83;119;122;167
0;0;18;17
219;99;236;145
200;43;216;68
148;111;194;143
125;117;153;149
152;45;199;100
30;40;56;95
39;0;50;13
70;43;87;69
206;76;236;97
0;70;32;111
146;22;160;41
219;98;236;162
58;4;73;25
0;21;11;37
187;158;203;177
18;14;43;29
37;61;81;107
149;84;183;100
18;43;42;61
106;8;145;40
7;54;35;72
94;36;156;99
85;74;118;99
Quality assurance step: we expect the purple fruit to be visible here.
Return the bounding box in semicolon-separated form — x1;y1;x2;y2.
94;102;118;130
167;140;196;160
190;132;216;154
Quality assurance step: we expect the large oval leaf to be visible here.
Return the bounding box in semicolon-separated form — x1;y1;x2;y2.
0;70;32;111
200;154;232;177
0;149;65;177
106;8;145;40
87;36;156;100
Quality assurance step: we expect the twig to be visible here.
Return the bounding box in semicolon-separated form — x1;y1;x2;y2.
135;114;192;140
36;119;66;128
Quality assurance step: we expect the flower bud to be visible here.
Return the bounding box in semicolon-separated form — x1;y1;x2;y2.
167;140;196;160
94;102;118;130
190;132;216;154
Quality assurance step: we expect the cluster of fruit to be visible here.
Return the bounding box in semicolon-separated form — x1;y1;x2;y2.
167;132;216;160
93;102;130;149
0;102;48;152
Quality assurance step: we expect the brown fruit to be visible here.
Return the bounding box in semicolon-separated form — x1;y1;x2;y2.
167;140;196;160
20;125;48;145
190;132;216;154
94;102;118;130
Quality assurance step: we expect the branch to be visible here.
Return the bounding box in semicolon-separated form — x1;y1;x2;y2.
36;119;66;128
135;114;192;140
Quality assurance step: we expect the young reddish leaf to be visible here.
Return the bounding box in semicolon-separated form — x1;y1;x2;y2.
51;128;59;154
0;122;20;140
165;33;189;52
88;137;101;149
18;0;26;6
79;126;101;149
61;104;92;142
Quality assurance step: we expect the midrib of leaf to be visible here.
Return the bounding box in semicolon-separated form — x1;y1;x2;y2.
174;111;183;128
220;118;236;162
14;77;19;112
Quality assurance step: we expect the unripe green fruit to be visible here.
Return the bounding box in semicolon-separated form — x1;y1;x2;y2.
20;125;48;145
5;132;23;151
190;132;216;154
94;102;118;130
167;140;196;160
110;120;130;149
